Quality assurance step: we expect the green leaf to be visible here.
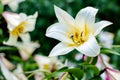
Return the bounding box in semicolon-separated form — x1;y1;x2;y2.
65;68;84;80
45;67;68;79
101;48;120;56
79;63;100;79
45;67;84;80
0;3;4;15
85;56;98;65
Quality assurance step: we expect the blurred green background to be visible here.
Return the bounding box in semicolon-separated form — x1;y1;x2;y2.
1;0;120;74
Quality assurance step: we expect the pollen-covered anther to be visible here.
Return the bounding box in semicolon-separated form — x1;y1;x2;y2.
10;21;26;36
70;32;86;45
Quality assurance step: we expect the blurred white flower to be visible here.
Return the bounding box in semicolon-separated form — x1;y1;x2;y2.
105;68;120;80
0;57;27;80
2;11;38;45
0;53;15;70
46;5;112;57
34;54;63;72
96;54;111;70
14;41;40;60
34;72;45;80
1;0;25;11
13;64;28;80
98;31;114;48
97;54;120;80
34;55;63;79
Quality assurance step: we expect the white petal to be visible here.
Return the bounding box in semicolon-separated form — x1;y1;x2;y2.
14;41;40;60
106;68;120;80
0;57;18;80
8;0;24;11
13;64;27;80
8;1;18;11
23;12;38;32
34;55;51;70
2;11;21;30
19;33;31;43
46;23;72;43
0;53;15;70
3;33;18;46
49;42;75;56
76;35;100;57
75;7;98;29
1;0;13;5
54;5;75;27
94;21;113;36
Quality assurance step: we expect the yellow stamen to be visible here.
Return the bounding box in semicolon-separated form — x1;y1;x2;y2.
10;22;26;36
43;64;49;70
70;24;89;46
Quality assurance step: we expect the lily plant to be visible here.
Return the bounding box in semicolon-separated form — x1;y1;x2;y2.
46;5;112;57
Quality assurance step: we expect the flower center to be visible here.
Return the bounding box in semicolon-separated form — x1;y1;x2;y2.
71;32;87;45
10;21;26;36
70;25;89;45
43;64;50;70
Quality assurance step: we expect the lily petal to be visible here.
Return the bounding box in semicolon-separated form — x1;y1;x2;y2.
76;35;100;57
46;23;72;43
23;12;38;32
54;5;75;27
2;11;21;30
106;68;120;80
14;41;40;60
0;57;18;80
0;53;15;70
94;21;113;36
13;64;27;80
49;42;75;56
75;7;98;29
3;33;18;45
19;33;31;43
8;0;25;11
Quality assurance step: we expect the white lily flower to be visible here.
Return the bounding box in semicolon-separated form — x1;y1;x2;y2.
14;41;40;60
2;11;38;45
46;5;112;57
98;31;114;48
1;0;25;11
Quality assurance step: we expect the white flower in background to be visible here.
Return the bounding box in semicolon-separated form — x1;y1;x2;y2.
34;54;63;72
0;57;27;80
1;0;25;11
98;31;114;48
0;53;15;70
34;55;63;79
2;11;39;60
2;11;38;45
105;68;120;80
13;64;28;80
96;54;111;70
14;41;40;60
97;54;120;80
46;5;112;57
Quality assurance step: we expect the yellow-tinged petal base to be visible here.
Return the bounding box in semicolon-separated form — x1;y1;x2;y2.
10;21;26;36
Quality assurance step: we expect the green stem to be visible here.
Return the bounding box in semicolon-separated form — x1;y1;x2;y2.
111;45;120;48
0;46;17;51
59;72;68;80
27;73;34;79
